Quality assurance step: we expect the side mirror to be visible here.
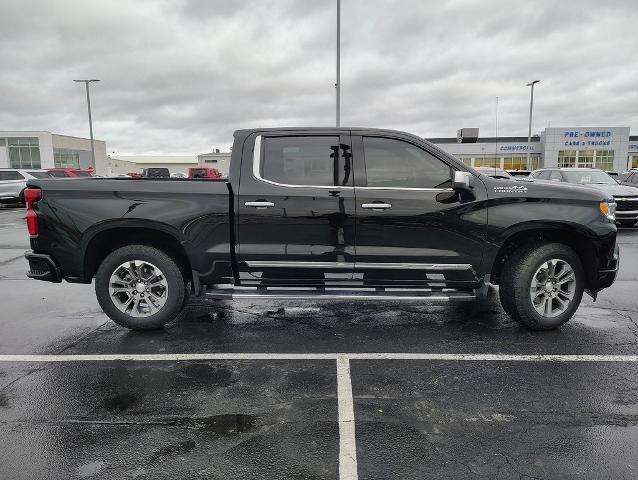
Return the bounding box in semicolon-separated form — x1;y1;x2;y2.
452;170;473;191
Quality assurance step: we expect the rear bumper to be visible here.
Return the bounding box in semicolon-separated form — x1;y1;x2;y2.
0;195;22;204
25;251;62;283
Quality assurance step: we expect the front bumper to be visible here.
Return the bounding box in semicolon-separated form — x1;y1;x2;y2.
596;242;619;290
25;251;62;283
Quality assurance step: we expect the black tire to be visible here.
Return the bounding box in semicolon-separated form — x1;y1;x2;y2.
498;242;584;330
95;245;186;330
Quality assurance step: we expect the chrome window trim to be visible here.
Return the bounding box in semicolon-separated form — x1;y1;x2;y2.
246;261;472;271
252;134;353;190
251;134;455;192
354;186;454;192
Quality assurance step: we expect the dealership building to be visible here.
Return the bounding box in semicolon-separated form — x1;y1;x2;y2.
0;131;107;173
429;127;638;173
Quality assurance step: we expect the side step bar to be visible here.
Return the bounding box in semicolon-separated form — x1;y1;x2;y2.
206;286;477;302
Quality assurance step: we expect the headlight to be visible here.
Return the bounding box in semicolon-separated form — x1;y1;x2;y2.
599;200;616;221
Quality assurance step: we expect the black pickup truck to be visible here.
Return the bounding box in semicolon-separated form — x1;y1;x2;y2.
23;127;619;331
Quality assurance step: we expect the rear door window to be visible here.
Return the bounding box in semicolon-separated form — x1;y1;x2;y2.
261;136;349;186
549;170;563;181
48;170;68;177
362;137;451;188
0;170;23;180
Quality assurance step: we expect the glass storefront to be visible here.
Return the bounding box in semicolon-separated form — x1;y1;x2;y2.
631;155;638;169
558;149;614;170
594;150;614;171
6;137;40;169
54;148;81;168
458;155;540;171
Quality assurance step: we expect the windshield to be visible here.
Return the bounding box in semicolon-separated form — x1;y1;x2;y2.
563;170;617;185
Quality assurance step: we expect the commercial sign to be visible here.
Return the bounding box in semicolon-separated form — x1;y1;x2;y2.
629;143;638;152
498;144;540;152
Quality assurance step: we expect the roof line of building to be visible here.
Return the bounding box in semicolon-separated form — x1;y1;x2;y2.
427;136;541;144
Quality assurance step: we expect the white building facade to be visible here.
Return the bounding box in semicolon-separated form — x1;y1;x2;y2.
197;150;231;177
0;131;107;173
430;126;637;173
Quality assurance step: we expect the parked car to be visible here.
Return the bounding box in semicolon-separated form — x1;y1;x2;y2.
24;127;619;332
618;169;638;188
508;170;532;177
530;168;638;227
0;169;52;204
188;167;223;179
142;168;170;178
47;168;94;178
473;167;512;179
170;172;187;178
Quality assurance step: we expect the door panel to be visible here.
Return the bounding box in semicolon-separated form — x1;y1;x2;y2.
352;134;487;286
237;133;356;284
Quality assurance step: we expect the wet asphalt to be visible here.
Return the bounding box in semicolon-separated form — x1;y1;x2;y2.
1;205;637;479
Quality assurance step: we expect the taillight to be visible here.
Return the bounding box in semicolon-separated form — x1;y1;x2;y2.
24;187;42;236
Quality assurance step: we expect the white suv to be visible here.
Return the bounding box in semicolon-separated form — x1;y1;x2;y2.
0;169;52;204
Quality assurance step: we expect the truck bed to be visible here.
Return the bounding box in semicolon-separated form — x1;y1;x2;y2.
27;177;233;285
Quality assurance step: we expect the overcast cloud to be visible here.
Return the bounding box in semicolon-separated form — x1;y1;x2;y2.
0;0;636;154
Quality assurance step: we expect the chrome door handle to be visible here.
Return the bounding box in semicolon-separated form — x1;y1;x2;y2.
361;203;392;210
245;201;275;209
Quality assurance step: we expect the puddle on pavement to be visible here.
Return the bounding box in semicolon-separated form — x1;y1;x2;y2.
147;440;197;465
102;393;138;413
197;414;257;434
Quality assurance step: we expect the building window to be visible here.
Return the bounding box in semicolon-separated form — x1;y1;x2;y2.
502;156;528;171
631;155;638;169
54;148;81;168
558;150;577;168
474;157;500;168
8;137;40;168
577;150;594;168
529;155;541;170
594;150;614;171
456;156;472;167
205;159;218;164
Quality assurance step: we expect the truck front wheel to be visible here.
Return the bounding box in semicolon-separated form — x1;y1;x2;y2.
95;245;186;330
499;242;584;330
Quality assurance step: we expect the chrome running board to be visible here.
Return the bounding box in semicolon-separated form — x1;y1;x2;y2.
206;286;476;302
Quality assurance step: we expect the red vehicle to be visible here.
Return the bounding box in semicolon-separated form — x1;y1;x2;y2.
188;167;222;179
47;168;94;178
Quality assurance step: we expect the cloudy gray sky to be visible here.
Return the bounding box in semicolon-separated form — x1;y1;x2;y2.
1;0;636;154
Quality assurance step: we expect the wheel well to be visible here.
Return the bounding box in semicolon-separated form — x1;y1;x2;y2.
83;227;192;282
490;229;597;288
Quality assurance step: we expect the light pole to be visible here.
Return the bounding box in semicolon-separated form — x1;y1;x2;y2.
526;80;540;168
74;79;100;168
336;0;341;127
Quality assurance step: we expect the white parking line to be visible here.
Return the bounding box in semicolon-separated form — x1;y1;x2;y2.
337;355;358;480
0;352;637;362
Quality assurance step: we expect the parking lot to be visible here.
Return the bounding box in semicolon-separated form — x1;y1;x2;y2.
1;205;637;479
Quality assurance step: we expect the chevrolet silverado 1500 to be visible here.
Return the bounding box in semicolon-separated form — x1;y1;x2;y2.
23;128;619;330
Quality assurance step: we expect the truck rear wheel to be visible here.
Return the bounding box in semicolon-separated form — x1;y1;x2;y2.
499;242;584;330
95;245;186;330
